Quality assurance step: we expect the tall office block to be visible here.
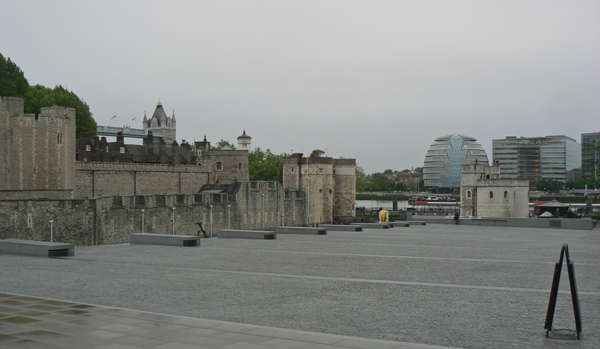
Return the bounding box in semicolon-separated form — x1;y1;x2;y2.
492;135;581;184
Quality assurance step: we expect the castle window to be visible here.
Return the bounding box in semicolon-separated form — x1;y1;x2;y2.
83;157;88;162
329;189;332;194
120;147;125;153
106;146;109;152
467;190;471;198
504;191;508;198
319;168;323;174
57;134;63;144
319;189;323;193
291;167;295;173
238;163;243;170
86;145;91;151
489;191;494;199
216;162;222;170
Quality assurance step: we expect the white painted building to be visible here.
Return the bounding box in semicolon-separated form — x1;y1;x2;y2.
460;162;529;218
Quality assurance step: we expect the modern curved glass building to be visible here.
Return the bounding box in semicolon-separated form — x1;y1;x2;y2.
423;134;489;190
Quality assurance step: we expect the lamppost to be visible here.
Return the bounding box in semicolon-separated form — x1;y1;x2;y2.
209;205;213;237
261;193;265;230
227;205;231;229
141;209;145;233
171;207;176;235
49;219;53;242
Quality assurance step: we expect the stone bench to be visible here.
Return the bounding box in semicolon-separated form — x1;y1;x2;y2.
350;223;390;229
389;222;410;227
217;229;276;239
408;221;427;225
0;239;74;257
130;233;201;247
275;227;326;235
318;224;363;232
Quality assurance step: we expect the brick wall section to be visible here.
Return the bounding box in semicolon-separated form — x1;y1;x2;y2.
0;181;305;245
74;162;211;199
1;97;76;191
333;159;356;218
283;154;356;225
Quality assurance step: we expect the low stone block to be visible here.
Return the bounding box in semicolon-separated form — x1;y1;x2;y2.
389;222;410;227
318;224;363;232
217;229;276;239
0;239;74;257
350;223;390;229
275;227;326;235
130;233;201;247
409;221;427;225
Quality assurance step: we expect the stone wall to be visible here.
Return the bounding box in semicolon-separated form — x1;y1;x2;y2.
74;162;211;199
0;181;306;245
1;97;76;191
283;154;356;225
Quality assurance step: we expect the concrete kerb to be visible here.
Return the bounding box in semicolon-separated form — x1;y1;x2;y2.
275;226;327;235
217;229;276;239
130;233;201;247
0;239;74;257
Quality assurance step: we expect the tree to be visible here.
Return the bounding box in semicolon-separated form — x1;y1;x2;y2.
355;166;371;192
395;182;407;191
413;167;423;173
383;169;393;176
310;149;325;158
0;53;29;98
371;172;396;191
1;54;96;139
211;139;236;150
25;85;96;138
248;147;287;182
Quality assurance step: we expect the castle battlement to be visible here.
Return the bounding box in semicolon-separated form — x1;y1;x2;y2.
75;161;206;173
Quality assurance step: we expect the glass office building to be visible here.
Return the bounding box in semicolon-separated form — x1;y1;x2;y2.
423;134;489;190
581;132;600;181
492;135;581;183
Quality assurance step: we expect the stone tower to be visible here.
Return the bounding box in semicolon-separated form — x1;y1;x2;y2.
143;101;176;144
0;96;76;190
237;130;252;151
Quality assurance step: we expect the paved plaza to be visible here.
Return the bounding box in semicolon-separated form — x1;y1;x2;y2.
1;223;599;348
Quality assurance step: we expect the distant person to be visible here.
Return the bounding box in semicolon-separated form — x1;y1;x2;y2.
454;212;459;225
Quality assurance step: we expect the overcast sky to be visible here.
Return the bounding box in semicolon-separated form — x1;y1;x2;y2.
2;1;599;173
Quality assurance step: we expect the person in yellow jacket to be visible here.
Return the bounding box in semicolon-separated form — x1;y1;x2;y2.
379;209;389;224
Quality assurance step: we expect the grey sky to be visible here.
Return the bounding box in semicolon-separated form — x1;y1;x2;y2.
2;0;599;173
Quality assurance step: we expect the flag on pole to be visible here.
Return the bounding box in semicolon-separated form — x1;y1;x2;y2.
111;115;117;119
132;117;137;121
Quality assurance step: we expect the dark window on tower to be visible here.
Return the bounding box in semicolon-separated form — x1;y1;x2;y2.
216;162;222;170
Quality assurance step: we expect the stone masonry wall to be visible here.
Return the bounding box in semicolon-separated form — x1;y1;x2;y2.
0;181;305;245
74;162;210;199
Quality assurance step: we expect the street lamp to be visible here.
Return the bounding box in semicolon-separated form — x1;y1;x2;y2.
171;207;176;235
141;209;145;233
49;219;53;242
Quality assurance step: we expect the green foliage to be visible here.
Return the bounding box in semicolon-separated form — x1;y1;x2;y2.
591;214;600;220
211;139;236;150
355;166;371;192
25;85;96;138
309;149;325;158
565;179;587;190
248;147;287;182
535;178;564;192
383;169;393;175
413;167;423;173
371;172;396;191
0;53;29;98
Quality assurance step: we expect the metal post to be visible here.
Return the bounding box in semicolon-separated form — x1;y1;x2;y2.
141;209;145;233
281;213;285;226
262;193;265;230
49;219;53;242
209;205;213;237
172;207;175;235
227;205;231;229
